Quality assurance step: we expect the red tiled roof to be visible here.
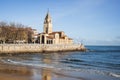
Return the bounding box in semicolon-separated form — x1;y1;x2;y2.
49;31;64;35
39;31;73;40
46;36;54;39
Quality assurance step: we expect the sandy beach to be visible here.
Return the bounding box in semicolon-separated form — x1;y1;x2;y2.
0;49;120;80
0;61;85;80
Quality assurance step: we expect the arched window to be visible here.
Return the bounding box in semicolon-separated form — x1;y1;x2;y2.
41;35;44;44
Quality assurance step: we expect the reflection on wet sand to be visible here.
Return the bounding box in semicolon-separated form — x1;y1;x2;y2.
42;68;52;80
0;53;85;80
41;57;52;80
0;56;53;80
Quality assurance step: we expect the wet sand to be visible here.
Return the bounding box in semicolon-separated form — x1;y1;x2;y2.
0;61;85;80
0;53;119;80
1;61;118;80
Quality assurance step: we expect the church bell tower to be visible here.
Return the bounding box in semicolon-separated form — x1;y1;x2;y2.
43;11;52;34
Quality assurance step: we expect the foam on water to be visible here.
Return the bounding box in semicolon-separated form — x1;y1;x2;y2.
109;73;120;78
1;58;120;79
0;46;120;80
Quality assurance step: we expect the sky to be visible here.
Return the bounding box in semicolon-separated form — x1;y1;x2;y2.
0;0;120;45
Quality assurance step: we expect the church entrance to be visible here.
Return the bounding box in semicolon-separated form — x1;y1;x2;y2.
41;35;45;44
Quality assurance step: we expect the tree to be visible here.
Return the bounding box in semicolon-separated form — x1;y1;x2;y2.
0;21;34;44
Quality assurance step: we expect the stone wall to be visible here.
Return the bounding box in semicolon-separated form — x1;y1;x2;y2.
0;44;86;53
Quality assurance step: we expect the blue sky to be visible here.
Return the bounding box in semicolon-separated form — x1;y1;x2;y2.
0;0;120;45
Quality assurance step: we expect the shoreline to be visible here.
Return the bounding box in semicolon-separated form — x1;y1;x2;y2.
0;58;118;80
0;44;86;54
0;48;120;80
0;50;86;55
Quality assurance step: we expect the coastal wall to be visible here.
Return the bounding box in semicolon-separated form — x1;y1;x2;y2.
0;44;86;53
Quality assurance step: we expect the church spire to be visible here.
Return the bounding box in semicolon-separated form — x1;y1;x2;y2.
43;10;52;34
45;10;51;22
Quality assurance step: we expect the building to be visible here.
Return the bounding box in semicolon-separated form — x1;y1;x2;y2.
32;29;38;43
39;12;73;44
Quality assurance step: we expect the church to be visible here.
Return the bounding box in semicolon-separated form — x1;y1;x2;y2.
39;12;73;44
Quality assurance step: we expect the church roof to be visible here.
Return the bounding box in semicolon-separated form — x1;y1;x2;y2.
60;37;65;39
45;11;51;20
44;11;52;24
49;31;64;35
46;36;54;39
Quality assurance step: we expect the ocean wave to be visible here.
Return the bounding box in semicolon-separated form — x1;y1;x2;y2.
65;58;85;62
109;73;120;78
1;58;120;79
87;49;120;52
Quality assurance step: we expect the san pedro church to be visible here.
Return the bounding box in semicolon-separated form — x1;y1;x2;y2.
39;12;73;44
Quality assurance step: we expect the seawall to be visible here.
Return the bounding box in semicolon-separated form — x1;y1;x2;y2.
0;44;86;53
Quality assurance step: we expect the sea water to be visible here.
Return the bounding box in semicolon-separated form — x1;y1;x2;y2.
1;46;120;80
